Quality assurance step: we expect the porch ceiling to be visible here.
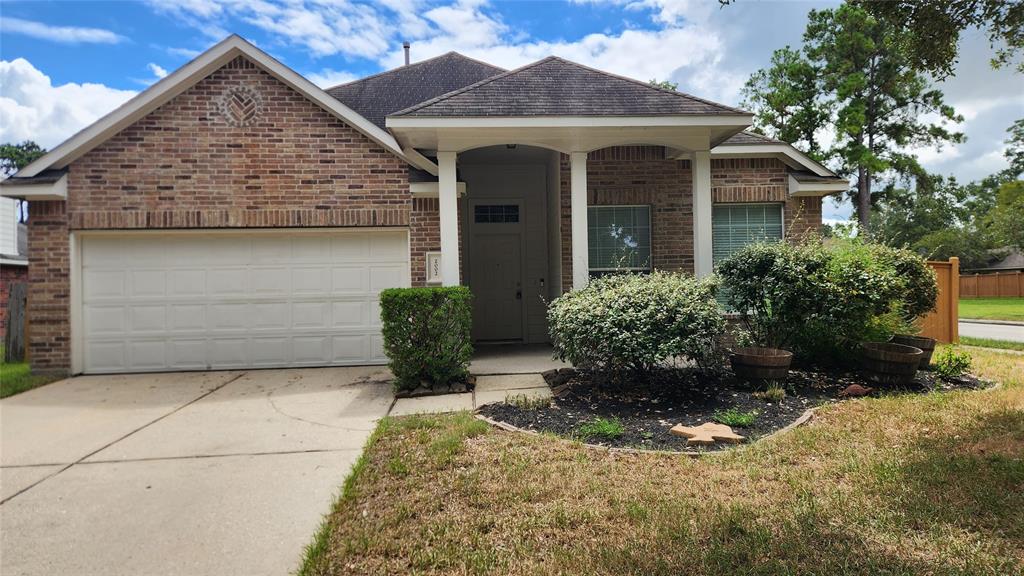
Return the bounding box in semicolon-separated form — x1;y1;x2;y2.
386;116;752;154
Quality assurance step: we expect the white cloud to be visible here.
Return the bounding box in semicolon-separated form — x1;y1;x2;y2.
0;16;125;44
0;58;136;149
305;68;359;88
147;63;169;79
166;46;202;59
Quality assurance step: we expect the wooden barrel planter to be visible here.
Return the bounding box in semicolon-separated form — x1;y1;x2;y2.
861;342;923;386
890;334;936;368
730;347;793;382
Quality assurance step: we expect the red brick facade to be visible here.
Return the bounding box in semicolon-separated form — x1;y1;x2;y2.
1;261;28;337
560;149;823;290
25;58;825;372
28;56;414;372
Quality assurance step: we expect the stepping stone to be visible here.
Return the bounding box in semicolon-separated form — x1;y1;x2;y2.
670;422;746;445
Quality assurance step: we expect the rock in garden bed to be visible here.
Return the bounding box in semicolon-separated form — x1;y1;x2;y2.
476;367;989;453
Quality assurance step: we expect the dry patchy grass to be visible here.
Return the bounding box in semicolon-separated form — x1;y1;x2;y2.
301;346;1024;575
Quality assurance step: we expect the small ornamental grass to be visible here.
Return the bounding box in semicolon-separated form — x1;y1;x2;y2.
380;286;473;392
576;417;625;441
712;408;759;428
548;271;726;376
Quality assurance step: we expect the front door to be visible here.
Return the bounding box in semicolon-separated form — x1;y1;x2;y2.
469;202;524;341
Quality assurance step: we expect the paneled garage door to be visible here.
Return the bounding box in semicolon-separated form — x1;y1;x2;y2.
80;230;409;373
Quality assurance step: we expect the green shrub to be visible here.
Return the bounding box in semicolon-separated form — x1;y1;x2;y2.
576;417;625;441
380;286;473;392
932;347;972;378
718;238;937;366
713;408;759;428
548;271;726;374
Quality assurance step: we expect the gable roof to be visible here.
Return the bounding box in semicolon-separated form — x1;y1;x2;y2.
389;56;749;119
7;35;434;181
327;52;504;130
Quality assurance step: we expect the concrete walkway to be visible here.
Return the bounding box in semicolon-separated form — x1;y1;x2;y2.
0;367;393;576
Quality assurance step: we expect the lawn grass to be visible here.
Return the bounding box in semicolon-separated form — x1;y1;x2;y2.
959;297;1024;322
300;346;1024;575
0;350;63;399
961;336;1024;352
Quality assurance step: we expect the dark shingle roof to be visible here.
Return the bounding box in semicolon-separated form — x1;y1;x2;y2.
390;56;748;118
0;168;67;186
720;131;785;145
326;52;505;129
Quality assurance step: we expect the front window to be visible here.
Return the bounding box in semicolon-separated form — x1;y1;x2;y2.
588;205;651;275
711;204;784;266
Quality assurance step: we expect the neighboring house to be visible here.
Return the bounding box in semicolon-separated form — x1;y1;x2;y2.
965;248;1024;273
0;197;28;337
0;35;847;375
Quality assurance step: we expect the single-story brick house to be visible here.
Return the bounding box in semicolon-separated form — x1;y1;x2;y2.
1;35;847;375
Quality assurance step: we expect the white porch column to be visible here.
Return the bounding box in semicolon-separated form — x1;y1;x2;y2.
437;151;460;286
692;149;713;278
570;151;589;289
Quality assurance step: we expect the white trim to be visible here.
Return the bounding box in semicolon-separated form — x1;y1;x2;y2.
788;174;849;196
17;35;435;178
70;231;83;375
692;150;713;278
0;257;28;267
410;181;467;197
711;144;835;177
403;148;439;176
388;114;753;129
437;151;461;286
570;151;589;289
0;174;67;200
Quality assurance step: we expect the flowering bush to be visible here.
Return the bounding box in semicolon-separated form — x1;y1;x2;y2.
548;271;725;374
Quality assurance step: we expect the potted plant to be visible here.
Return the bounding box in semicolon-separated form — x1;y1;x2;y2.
880;247;940;368
717;243;818;383
861;342;923;385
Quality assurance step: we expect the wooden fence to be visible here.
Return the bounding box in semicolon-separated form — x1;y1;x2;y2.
919;257;959;343
960;270;1023;298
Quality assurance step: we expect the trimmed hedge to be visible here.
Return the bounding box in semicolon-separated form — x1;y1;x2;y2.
380;286;473;392
548;271;725;374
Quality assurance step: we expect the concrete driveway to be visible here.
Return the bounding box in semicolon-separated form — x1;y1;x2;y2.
0;367;393;576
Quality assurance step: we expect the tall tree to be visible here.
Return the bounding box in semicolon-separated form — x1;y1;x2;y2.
1005;119;1024;178
0;141;46;176
1;141;48;223
743;4;964;232
854;0;1024;77
741;47;827;159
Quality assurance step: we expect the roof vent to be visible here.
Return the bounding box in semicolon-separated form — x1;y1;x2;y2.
403;42;410;66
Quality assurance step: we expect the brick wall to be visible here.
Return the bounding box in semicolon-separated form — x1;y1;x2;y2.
26;201;69;371
560;147;694;290
1;262;28;337
560;150;823;291
28;55;415;373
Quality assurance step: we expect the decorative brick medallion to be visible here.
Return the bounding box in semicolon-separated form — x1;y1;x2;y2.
217;85;262;127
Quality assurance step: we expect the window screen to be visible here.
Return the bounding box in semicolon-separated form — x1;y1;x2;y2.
712;204;784;266
588;205;651;272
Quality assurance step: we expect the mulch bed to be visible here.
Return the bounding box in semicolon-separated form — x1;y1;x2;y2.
476;367;989;452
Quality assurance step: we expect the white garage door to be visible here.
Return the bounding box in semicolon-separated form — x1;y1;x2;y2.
80;230;409;373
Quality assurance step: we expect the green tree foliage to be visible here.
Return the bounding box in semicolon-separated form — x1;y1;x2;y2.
742;46;828;159
648;79;678;91
742;4;964;232
0;141;46;176
991;180;1024;250
1005;119;1024;178
853;0;1024;76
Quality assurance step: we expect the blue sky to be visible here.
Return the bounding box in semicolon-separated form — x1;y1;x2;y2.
2;0;1022;223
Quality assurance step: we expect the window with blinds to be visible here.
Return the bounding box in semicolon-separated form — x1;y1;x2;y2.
588;205;651;274
712;204;784;266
